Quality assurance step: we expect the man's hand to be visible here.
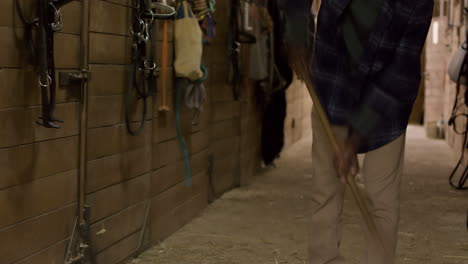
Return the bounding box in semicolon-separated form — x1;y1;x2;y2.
335;131;362;184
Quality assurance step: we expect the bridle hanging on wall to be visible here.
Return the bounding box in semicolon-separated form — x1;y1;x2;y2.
125;0;176;136
16;0;75;128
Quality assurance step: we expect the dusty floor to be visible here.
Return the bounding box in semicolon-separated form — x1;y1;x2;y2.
130;126;468;264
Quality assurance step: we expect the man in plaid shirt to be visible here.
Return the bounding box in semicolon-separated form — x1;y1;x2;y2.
286;0;434;263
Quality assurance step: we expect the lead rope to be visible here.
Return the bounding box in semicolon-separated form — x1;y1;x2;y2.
174;1;192;186
174;0;211;186
176;78;192;186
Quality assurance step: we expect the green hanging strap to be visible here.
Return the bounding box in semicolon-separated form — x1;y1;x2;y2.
175;65;208;186
175;77;192;186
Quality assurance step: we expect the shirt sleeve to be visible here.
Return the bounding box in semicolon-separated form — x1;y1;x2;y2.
282;0;313;46
349;0;434;138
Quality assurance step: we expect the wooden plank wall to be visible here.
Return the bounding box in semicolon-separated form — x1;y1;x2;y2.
85;1;152;262
0;0;308;263
208;0;242;195
0;0;82;263
86;0;210;262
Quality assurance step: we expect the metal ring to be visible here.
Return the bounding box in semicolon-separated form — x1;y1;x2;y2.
130;19;145;36
146;61;156;70
144;9;155;24
39;75;52;88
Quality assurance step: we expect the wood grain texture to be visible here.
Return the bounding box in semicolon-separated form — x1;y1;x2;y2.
87;146;151;193
0;170;77;229
90;0;130;36
90;202;146;253
87;173;150;223
0;205;75;264
0;137;78;190
13;240;68;264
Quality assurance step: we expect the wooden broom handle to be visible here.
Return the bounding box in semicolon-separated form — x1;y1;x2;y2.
159;20;170;112
298;59;388;255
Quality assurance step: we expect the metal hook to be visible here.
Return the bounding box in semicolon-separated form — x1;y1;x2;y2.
49;2;62;31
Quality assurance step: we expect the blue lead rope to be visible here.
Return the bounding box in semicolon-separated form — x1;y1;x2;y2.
176;77;192;186
175;66;208;187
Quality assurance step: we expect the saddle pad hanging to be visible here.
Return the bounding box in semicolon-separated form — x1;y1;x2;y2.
174;1;203;81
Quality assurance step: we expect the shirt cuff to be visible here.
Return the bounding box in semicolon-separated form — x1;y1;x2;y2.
348;104;383;139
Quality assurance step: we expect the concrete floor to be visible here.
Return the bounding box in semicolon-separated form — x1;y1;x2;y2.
130;126;468;264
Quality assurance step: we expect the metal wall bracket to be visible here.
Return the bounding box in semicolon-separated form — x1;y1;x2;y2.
59;70;90;87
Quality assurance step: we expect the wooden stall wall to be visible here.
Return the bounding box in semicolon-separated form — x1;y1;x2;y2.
85;1;153;262
86;0;211;262
0;1;309;263
206;0;262;193
432;0;468;166
0;1;81;263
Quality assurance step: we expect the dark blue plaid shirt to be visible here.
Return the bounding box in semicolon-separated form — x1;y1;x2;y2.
311;0;433;153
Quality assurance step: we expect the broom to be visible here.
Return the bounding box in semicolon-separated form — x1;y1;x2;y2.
283;4;388;256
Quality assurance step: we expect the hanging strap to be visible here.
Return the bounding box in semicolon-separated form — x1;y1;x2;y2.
35;0;64;128
176;78;192;186
16;0;60;128
46;2;63;124
149;11;159;96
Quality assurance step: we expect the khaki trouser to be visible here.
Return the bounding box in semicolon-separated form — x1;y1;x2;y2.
308;110;406;264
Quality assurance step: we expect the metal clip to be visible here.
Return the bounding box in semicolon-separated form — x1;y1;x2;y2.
130;19;145;37
49;3;62;32
234;41;241;53
139;22;150;43
138;59;148;72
